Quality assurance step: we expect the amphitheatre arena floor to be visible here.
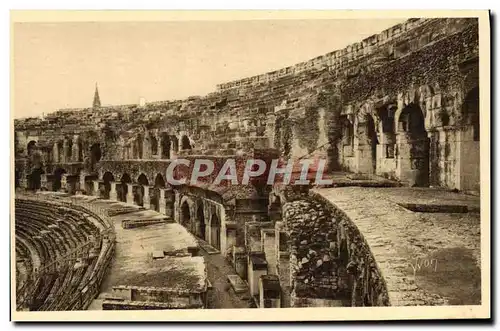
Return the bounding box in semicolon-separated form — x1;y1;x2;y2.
313;186;482;306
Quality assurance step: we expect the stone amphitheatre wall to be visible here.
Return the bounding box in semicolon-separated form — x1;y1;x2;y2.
15;17;480;193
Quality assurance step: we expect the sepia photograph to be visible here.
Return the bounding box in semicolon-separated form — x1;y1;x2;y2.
10;10;490;321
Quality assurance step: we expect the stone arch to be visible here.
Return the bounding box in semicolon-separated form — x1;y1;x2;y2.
181;135;192;150
135;173;149;206
396;103;429;187
102;171;115;199
152;173;166;212
52;167;67;191
210;212;221;250
119;173;132;202
160;133;171;159
27;140;37;157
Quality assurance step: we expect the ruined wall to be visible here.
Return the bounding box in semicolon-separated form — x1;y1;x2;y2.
280;188;390;307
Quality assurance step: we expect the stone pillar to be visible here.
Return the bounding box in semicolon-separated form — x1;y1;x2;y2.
143;185;150;209
158;188;167;214
92;180;100;197
60;174;68;192
126;183;135;205
109;181;118;201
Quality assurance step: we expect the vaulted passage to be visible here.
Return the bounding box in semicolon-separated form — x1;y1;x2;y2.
397;104;429;187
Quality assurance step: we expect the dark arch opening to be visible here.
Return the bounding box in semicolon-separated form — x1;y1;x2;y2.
181;201;190;229
181;135;192;150
136;173;149;206
210;213;221;250
463;86;479;141
197;204;206;240
28;168;44;191
120;173;132;202
102;172;115;199
52;168;67;191
152;174;166;211
27;140;37;157
150;135;158;156
161;133;171;159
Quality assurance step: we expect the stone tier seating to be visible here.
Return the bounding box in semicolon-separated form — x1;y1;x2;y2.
15;196;115;311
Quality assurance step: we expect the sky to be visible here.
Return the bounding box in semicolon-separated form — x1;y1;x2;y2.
13;18;407;119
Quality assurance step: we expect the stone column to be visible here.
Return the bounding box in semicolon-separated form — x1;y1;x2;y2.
143;185;151;209
109;181;118;201
126;183;135;204
92;180;100;197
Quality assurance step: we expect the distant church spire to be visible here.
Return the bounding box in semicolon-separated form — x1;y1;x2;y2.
93;83;101;108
